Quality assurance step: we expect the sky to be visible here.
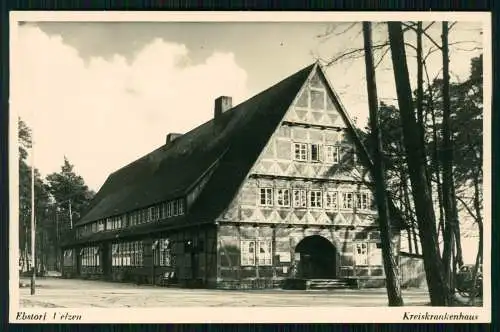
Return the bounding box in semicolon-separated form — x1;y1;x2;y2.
13;19;484;193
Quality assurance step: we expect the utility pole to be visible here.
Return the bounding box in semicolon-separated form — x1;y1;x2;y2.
30;134;36;295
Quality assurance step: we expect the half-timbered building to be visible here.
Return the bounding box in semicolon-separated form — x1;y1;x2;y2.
61;62;402;289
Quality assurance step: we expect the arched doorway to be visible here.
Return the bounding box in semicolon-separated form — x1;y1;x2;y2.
295;235;337;279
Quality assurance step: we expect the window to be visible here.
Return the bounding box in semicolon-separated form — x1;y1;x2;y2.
124;242;131;266
259;188;273;206
173;200;179;216
355;193;370;210
351;148;358;166
95;247;100;267
309;190;322;208
154;206;161;221
325;145;340;164
129;241;143;267
129;212;137;227
311;144;321;162
81;246;100;267
97;220;104;232
178;200;185;215
293;189;307;208
342;192;354;209
241;241;255;266
159;239;172;266
160;203;166;219
325;191;338;210
112;244;120;266
354;242;368;265
166;202;173;217
257;241;273;266
294;143;307;161
63;250;73;266
276;189;290;207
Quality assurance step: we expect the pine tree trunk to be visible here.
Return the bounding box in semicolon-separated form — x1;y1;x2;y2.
387;21;449;306
416;22;432;194
440;22;460;302
363;22;404;306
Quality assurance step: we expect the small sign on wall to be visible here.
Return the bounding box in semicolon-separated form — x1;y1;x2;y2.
278;252;291;263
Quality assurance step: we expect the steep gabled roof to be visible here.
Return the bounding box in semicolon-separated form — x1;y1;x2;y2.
76;62;316;226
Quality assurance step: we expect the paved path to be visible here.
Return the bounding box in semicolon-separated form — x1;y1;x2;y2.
18;277;436;308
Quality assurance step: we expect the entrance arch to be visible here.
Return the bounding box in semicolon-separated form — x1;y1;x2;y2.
295;235;338;279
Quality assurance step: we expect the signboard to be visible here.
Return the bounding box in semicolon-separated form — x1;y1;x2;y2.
278;252;291;263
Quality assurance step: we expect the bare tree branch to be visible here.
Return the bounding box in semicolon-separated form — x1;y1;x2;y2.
324;43;388;66
456;196;478;221
374;46;391;69
424;22;435;32
402;21;442;50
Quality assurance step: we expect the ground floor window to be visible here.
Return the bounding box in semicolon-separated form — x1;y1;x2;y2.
241;240;256;266
354;242;368;266
63;249;73;266
240;240;272;266
257;241;272;266
158;239;173;267
112;241;143;267
80;246;100;267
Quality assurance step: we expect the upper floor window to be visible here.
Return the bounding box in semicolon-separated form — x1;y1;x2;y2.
260;188;273;206
325;145;340;164
166;201;173;217
355;193;370;210
276;189;290;207
342;192;354;209
178;200;185;215
172;200;180;216
292;189;307;208
294;143;308;161
309;190;323;208
310;144;321;162
129;212;137;227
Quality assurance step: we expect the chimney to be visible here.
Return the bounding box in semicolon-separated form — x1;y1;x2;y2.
166;133;182;144
214;96;233;120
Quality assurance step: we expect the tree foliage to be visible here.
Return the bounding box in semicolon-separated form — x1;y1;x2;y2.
18;119;95;272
